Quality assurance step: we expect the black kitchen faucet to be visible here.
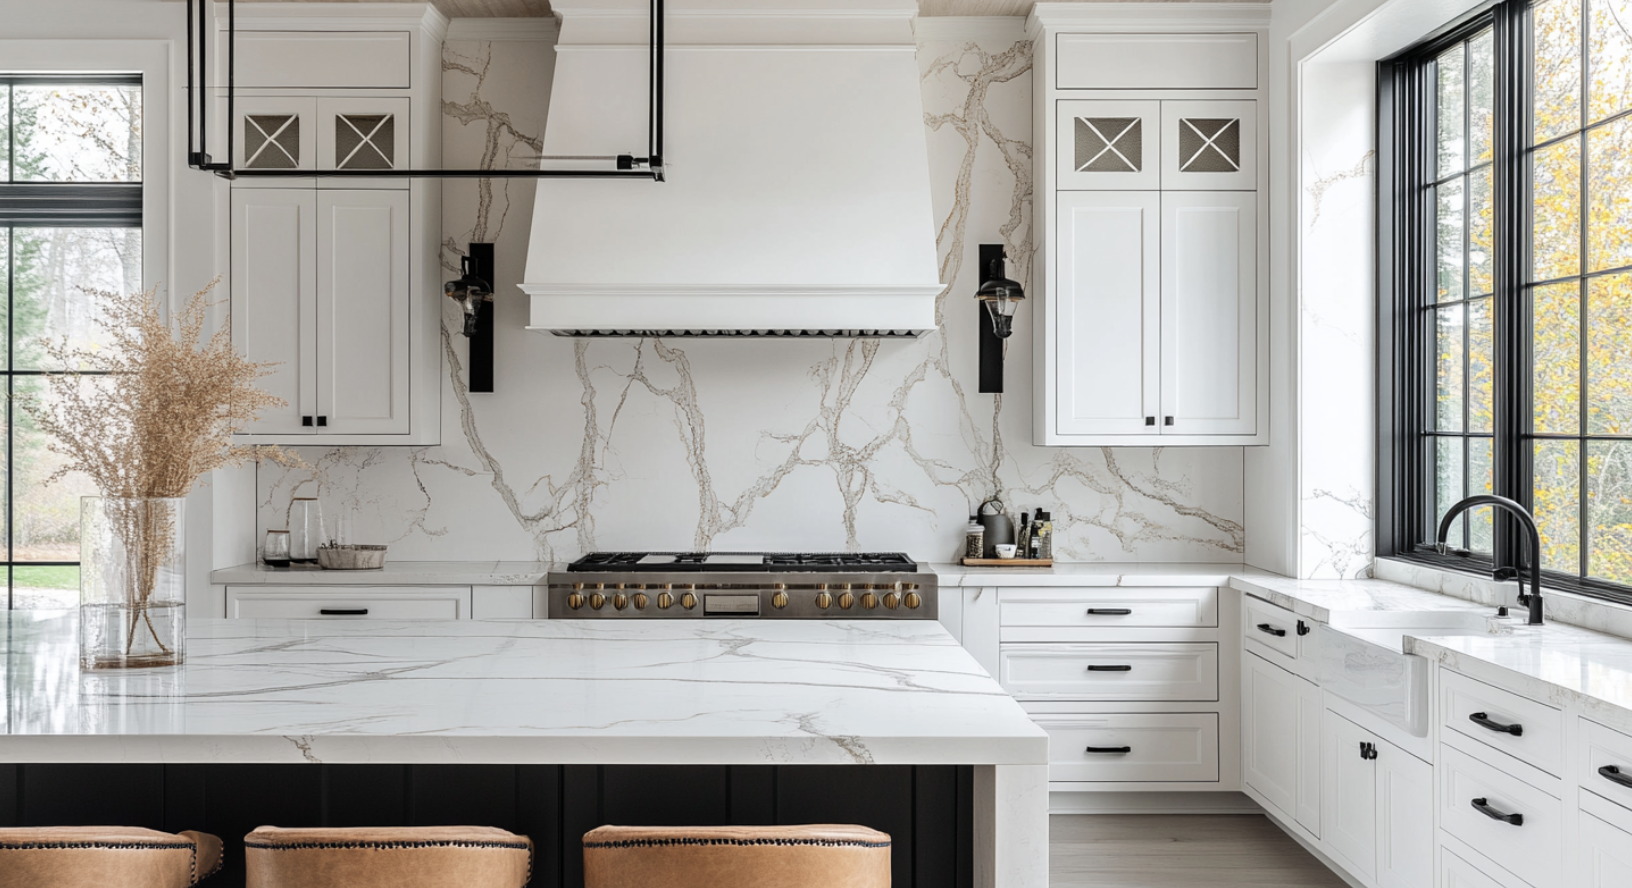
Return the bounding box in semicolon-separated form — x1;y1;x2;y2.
1435;495;1545;626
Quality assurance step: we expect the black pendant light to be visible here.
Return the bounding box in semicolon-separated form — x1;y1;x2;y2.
976;244;1025;393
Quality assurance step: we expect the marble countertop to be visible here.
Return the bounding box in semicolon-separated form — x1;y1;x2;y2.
0;612;1046;766
1408;625;1632;733
212;561;556;586
1228;574;1494;621
933;562;1265;587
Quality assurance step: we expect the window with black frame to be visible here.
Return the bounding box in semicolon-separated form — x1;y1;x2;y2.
1381;0;1632;603
0;75;142;609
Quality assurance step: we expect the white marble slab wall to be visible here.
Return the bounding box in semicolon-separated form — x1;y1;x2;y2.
1297;60;1377;578
253;21;1245;564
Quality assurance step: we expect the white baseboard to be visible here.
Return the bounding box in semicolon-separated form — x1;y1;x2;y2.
1050;790;1261;815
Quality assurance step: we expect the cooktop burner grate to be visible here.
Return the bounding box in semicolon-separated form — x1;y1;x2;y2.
565;552;919;572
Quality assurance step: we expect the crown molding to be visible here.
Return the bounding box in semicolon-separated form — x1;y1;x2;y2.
446;17;560;41
1028;2;1271;37
215;3;451;39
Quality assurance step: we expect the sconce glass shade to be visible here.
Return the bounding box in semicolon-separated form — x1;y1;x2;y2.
976;274;1025;339
444;256;492;337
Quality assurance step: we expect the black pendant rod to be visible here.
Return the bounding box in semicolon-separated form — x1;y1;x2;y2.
186;0;666;181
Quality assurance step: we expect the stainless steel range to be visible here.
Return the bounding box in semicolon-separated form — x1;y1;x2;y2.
546;552;936;619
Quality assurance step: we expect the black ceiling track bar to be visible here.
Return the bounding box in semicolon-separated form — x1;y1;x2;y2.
186;0;665;181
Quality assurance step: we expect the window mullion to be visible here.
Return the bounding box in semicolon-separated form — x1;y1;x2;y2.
1491;1;1532;573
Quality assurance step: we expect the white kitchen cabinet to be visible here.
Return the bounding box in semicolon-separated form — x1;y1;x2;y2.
233;189;410;437
226;3;443;446
1033;7;1268;447
1160;191;1257;436
226;585;472;620
1053;191;1160;436
1579;792;1632;888
316;189;411;435
1321;710;1433;888
232;189;316;435
1243;649;1320;833
1323;711;1377;882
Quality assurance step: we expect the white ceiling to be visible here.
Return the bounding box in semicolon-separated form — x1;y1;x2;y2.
219;0;1265;20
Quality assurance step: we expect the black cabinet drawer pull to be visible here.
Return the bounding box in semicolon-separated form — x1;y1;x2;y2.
319;608;369;616
1085;746;1132;754
1468;712;1523;736
1086;608;1133;615
1600;765;1632;789
1086;665;1133;672
1256;623;1287;637
1470;798;1523;826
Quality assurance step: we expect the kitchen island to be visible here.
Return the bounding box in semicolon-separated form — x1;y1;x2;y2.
0;611;1046;887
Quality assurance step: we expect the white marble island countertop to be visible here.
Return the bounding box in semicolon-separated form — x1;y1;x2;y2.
0;612;1045;767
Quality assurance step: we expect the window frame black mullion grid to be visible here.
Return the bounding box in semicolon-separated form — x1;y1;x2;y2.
1382;0;1632;607
0;78;141;610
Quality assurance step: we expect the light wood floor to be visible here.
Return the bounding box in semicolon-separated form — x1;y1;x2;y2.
1050;815;1350;888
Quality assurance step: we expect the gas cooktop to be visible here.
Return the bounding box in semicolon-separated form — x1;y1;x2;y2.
566;552;919;572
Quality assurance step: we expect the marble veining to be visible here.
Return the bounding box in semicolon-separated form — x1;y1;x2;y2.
251;27;1246;568
0;612;1046;766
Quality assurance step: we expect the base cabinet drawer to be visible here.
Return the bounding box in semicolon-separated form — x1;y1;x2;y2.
1001;643;1218;701
1442;670;1564;777
1242;595;1301;661
1441;846;1529;888
226;586;472;620
1438;744;1561;888
1581;718;1632;811
1035;713;1218;783
1000;587;1218;631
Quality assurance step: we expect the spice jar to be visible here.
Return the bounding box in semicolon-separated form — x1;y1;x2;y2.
964;515;985;560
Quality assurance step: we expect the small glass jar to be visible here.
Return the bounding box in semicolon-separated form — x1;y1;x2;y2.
264;530;291;568
290;498;323;564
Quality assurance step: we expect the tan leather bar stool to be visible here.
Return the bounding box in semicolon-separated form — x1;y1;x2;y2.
0;827;223;888
243;826;532;888
583;824;891;888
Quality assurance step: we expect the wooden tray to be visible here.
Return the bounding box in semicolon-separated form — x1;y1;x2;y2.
960;557;1053;567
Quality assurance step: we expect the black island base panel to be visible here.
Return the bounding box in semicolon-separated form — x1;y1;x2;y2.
0;763;975;888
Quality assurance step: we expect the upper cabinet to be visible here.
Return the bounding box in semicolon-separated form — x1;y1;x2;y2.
222;5;445;445
1031;6;1269;446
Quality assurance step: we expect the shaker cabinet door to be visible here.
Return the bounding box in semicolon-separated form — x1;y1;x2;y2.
1243;651;1302;817
316;190;411;435
1160;191;1257;436
232;189;317;435
1054;191;1161;436
1056;100;1160;190
1321;711;1377;883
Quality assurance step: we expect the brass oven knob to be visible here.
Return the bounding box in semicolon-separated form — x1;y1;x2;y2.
657;592;674;609
567;592;585;610
772;591;789;609
838;592;855;610
883;592;900;610
590;593;606;610
904;591;922;609
815;592;833;609
613;593;629;610
861;592;878;610
633;593;649;610
681;592;698;610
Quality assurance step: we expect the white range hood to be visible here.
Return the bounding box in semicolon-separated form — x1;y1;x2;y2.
521;0;943;337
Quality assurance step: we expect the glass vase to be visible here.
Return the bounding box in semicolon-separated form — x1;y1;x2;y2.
80;496;186;670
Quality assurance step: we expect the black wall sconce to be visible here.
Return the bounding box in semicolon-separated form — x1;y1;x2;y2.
445;243;495;393
976;243;1025;394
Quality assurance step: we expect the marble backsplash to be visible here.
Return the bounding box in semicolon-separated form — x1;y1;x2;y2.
253;24;1247;565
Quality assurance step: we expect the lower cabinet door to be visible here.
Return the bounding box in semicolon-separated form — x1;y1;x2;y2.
1375;738;1433;888
1034;713;1218;783
1322;711;1377;883
1243;650;1302;815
